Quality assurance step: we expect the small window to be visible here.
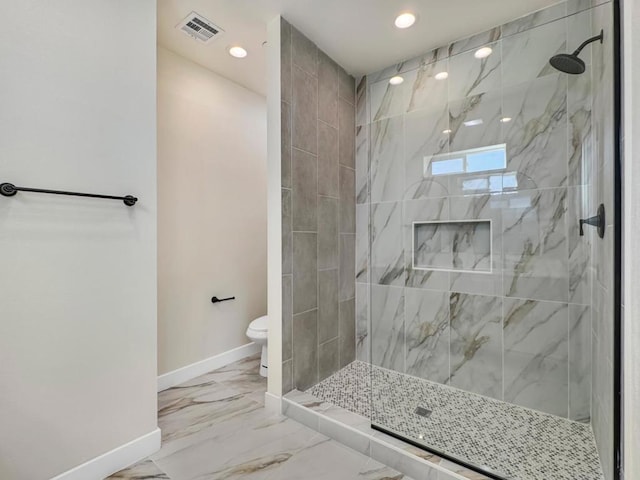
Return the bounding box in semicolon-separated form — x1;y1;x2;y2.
427;144;507;177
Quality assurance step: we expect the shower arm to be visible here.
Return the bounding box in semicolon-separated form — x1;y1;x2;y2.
572;30;604;56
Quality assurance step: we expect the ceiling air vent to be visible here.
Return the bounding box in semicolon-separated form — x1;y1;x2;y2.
176;12;224;44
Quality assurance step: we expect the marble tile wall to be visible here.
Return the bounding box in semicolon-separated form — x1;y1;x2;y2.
281;18;356;394
356;0;615;427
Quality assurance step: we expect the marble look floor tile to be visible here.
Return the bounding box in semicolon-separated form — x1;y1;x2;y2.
107;460;170;479
158;381;263;454
132;356;416;480
155;414;325;480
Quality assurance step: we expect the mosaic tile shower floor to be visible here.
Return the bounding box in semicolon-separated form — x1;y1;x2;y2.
308;361;604;480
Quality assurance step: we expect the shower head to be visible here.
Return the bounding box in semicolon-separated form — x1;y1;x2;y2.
549;29;604;74
550;53;586;74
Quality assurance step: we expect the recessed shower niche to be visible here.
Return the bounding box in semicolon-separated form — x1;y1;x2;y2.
412;220;491;273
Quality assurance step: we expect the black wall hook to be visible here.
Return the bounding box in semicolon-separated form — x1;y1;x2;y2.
211;296;235;304
580;204;605;238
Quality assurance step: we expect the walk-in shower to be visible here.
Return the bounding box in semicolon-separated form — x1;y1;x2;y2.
281;1;620;479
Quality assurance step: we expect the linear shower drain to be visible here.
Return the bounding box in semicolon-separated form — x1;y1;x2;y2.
414;406;432;418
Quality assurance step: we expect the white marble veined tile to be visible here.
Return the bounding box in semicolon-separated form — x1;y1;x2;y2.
568;73;594;188
370;77;406;122
367;63;405;85
502;73;568;190
367;46;449;86
403;59;449;114
356;283;370;363
502;17;567;88
501;2;567;37
371;201;404;286
567;0;611;15
404;288;450;383
449;292;503;399
356;76;368;127
448;90;503;154
356;123;369;204
356;204;369;284
403;198;450;291
370;284;405;372
502;187;569;302
155;413;327;480
264;436;411;480
569;304;592;422
448;41;501;101
107;460;170;479
448;27;501;57
370;117;404;203
400;46;450;75
568;9;595;67
404;108;450;200
449;194;503;296
568;186;592;304
503;298;569;417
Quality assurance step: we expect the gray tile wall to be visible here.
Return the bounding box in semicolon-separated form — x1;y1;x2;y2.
281;18;356;393
356;0;614;433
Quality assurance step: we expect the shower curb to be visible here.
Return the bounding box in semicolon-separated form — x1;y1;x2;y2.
282;390;491;480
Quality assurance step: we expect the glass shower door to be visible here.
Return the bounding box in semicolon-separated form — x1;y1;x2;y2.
365;1;616;479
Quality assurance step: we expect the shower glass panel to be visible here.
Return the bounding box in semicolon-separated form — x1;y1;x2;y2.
365;1;616;479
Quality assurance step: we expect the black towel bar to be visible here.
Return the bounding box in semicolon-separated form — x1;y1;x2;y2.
211;296;235;304
0;182;137;207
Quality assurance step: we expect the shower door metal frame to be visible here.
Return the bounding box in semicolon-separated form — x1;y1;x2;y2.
612;0;622;479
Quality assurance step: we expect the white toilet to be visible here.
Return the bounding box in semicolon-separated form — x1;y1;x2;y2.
246;315;268;377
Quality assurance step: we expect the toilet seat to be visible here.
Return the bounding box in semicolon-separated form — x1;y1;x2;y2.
248;315;268;333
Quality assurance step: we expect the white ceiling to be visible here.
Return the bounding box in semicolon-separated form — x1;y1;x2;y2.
157;0;560;96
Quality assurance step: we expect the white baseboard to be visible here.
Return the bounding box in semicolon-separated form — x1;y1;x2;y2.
264;391;282;415
157;342;261;392
50;428;161;480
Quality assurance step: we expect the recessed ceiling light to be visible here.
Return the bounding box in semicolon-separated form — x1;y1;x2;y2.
229;46;248;58
474;47;493;59
395;13;416;29
443;129;452;134
463;119;484;127
500;117;512;123
435;71;449;80
389;76;404;85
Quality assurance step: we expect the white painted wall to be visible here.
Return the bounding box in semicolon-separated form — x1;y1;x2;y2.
266;16;284;400
622;0;640;477
157;47;267;375
0;1;158;479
